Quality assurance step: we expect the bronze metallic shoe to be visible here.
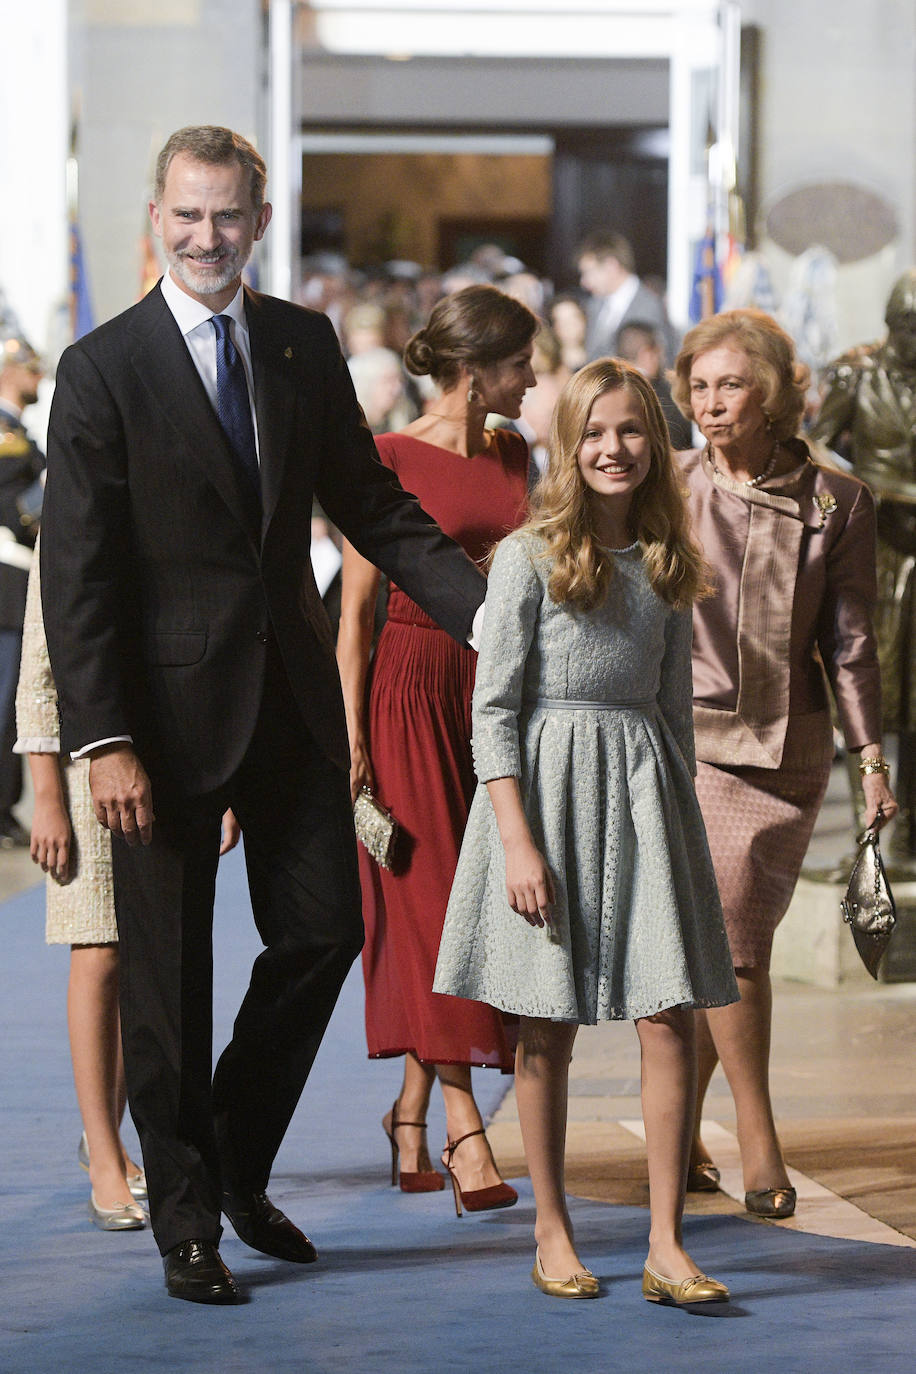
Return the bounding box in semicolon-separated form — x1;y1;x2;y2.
686;1162;721;1193
531;1249;599;1299
642;1262;729;1305
88;1192;147;1231
745;1185;796;1218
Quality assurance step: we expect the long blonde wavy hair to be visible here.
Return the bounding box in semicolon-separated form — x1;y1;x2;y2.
522;359;708;612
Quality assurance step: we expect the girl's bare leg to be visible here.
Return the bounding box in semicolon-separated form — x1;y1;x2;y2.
515;1016;583;1277
637;1006;704;1281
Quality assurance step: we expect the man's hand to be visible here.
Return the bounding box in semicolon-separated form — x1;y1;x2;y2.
89;744;155;845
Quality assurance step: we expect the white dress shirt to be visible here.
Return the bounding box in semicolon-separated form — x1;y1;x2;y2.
160;271;260;459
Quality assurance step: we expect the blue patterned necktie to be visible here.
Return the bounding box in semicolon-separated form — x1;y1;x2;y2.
211;314;261;501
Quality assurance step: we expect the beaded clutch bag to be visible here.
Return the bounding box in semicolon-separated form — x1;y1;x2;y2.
353;786;398;870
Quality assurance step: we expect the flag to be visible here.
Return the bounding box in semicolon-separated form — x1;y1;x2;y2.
69;215;94;340
67;105;94;340
689;225;722;325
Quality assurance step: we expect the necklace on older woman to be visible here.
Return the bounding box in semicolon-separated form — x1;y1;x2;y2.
707;440;780;488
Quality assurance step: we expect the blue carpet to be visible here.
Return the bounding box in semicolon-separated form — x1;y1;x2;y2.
3;847;916;1372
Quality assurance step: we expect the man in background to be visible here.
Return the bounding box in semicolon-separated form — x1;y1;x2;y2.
577;231;669;363
0;333;44;846
617;320;693;450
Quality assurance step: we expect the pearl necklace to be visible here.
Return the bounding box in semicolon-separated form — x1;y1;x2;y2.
708;441;780;488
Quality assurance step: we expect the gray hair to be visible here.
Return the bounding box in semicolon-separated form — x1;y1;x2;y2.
154;126;267;211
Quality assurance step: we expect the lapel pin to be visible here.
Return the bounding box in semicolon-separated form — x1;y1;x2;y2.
284;347;293;359
813;493;837;528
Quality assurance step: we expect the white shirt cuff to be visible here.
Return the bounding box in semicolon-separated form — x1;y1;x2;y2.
70;735;133;761
468;603;486;652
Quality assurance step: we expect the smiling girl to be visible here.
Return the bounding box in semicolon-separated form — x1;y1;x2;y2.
434;358;738;1305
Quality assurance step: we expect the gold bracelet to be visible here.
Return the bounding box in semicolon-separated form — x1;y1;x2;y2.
858;754;890;777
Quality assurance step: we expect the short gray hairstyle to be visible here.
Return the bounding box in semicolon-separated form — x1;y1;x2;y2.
154;126;267;211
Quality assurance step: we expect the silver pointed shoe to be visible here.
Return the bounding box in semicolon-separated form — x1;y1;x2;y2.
89;1191;147;1231
79;1131;148;1201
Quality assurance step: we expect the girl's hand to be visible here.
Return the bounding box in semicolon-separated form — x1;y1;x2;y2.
219;809;241;855
31;797;72;882
349;734;375;803
504;837;556;927
862;772;898;830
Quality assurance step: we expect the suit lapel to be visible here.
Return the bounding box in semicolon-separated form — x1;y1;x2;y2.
127;285;261;544
245;289;297;538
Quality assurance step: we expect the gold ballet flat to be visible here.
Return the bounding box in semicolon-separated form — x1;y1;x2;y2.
642;1262;729;1306
531;1249;599;1299
745;1185;796;1218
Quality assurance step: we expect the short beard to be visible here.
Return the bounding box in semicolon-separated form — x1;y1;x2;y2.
166;244;245;297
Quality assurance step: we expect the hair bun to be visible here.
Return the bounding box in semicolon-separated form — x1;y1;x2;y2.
404;330;435;376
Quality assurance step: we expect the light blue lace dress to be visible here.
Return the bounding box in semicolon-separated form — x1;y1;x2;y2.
434;531;738;1023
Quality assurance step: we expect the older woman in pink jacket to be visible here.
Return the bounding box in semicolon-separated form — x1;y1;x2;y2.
672;309;896;1218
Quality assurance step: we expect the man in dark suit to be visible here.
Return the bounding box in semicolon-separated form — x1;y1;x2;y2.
41;127;486;1305
577;231;671;364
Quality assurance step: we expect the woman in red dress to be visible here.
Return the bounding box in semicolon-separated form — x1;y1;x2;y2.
337;285;538;1212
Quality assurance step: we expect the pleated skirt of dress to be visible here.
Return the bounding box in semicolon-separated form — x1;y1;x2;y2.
436;701;738;1025
360;606;516;1070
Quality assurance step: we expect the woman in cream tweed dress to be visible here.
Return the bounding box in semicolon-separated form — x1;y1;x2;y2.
16;540;239;1229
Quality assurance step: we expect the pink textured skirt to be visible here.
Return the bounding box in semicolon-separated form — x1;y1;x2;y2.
694;715;832;969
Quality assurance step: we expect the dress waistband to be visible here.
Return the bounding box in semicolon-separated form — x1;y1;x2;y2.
524;696;656;711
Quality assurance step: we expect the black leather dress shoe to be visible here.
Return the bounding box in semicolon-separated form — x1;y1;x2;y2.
164;1240;241;1304
222;1190;317;1264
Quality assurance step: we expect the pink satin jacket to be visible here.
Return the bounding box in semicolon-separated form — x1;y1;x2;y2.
680;441;882;770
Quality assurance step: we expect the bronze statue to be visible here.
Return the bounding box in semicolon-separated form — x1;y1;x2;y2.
810;269;916;862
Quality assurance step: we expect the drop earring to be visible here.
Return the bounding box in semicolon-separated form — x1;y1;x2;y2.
467;379;480;406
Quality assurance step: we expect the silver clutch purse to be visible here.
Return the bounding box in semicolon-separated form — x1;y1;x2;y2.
353;786;398;870
840;812;896;979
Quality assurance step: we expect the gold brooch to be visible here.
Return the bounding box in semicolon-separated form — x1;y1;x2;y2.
813;493;838;528
284;346;293;359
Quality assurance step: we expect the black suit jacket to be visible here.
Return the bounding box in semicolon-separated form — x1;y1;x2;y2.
41;283;485;793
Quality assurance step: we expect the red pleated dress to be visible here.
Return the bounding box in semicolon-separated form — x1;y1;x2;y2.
360;428;529;1070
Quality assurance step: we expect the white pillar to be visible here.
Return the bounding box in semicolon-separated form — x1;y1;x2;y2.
268;0;295;301
0;2;69;355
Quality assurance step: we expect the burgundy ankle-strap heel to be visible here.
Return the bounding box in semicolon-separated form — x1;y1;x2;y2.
384;1100;445;1193
441;1128;518;1217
